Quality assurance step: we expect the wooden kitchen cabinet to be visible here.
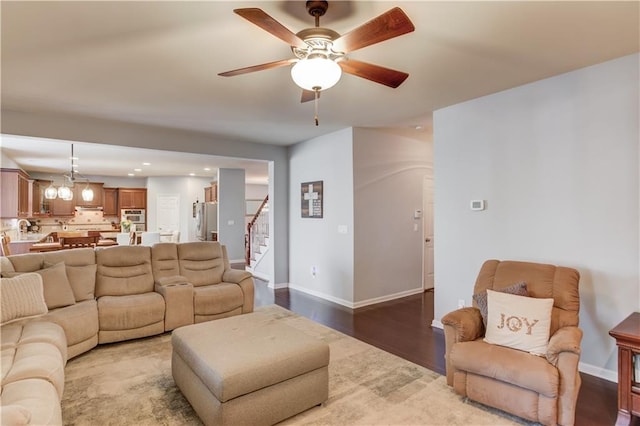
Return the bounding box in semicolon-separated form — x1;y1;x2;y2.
74;182;104;208
31;179;52;216
204;183;218;203
0;168;31;218
51;194;75;216
118;188;147;209
103;188;118;216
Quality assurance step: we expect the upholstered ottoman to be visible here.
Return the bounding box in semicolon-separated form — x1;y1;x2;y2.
171;311;330;425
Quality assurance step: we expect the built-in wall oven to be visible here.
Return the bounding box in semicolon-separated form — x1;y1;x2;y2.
121;209;146;231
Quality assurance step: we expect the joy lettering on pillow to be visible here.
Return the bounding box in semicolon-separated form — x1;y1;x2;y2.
496;313;540;335
484;289;554;355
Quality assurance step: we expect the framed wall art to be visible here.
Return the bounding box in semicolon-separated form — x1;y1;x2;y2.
301;181;323;218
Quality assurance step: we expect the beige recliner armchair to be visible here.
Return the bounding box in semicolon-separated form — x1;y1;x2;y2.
442;260;582;426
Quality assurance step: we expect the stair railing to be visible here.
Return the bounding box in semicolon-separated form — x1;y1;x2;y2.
245;195;269;265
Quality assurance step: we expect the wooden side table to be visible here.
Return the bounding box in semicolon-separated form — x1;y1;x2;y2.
609;312;640;426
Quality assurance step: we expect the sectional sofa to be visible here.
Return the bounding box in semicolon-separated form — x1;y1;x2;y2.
0;241;254;425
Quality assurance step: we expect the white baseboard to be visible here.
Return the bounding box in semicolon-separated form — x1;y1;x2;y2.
230;258;246;264
352;287;424;309
248;270;271;283
286;285;424;310
579;362;617;383
268;282;289;290
288;284;354;308
431;319;443;329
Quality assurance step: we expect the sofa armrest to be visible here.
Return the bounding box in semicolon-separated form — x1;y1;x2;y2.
222;269;255;314
442;307;484;342
441;307;484;386
546;326;582;366
222;269;252;284
154;276;194;331
546;326;583;426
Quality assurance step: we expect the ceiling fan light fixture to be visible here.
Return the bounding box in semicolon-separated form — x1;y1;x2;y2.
291;56;342;91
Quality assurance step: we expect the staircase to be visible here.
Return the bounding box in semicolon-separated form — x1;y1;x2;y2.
245;196;269;271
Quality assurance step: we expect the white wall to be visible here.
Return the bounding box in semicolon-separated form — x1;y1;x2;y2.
353;128;432;305
146;176;211;242
246;183;268;200
434;54;639;379
288;128;355;305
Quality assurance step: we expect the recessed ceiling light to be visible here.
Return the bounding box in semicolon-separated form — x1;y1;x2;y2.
204;167;211;171
134;168;142;172
142;162;151;166
128;173;135;177
189;172;195;176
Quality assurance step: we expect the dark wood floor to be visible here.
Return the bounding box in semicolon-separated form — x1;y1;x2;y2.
254;280;627;426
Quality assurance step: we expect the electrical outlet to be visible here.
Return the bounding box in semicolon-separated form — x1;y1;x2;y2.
457;299;465;309
310;266;317;278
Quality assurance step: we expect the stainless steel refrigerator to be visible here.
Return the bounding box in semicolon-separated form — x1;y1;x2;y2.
194;202;217;241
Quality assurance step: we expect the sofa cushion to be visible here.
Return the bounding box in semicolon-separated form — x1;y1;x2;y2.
65;263;97;302
97;293;165;331
96;246;154;297
1;378;62;425
41;248;96;298
0;273;48;324
43;300;99;348
473;281;527;327
3;253;45;274
151;243;180;280
44;262;97;302
2;341;66;398
177;242;224;287
5;262;77;310
0;404;31;425
1;321;67;361
193;283;244;316
484;289;553;355
450;339;559;397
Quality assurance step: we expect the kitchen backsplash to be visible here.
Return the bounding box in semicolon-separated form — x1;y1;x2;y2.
3;212;120;240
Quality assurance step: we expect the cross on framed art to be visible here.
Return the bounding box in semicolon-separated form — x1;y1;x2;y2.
301;181;323;218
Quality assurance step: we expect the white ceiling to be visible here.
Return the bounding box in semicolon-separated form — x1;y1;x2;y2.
1;1;638;179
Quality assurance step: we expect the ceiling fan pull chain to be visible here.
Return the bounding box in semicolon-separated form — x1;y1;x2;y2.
314;87;320;126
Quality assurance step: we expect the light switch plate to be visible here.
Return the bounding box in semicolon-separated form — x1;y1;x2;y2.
470;200;485;211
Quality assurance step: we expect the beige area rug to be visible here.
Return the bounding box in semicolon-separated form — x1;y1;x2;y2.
62;305;534;425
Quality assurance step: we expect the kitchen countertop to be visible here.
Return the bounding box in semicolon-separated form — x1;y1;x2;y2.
11;233;46;243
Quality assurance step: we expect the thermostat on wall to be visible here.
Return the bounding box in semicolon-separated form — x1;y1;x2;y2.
470;200;485;211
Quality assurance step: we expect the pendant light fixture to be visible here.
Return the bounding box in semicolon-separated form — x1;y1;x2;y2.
43;144;93;202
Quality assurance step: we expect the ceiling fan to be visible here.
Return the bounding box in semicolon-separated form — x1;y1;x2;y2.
219;1;415;123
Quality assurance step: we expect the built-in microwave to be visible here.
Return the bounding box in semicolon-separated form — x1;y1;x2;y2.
121;209;145;225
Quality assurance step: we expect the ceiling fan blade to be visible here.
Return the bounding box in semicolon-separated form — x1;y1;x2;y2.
301;90;320;103
338;59;409;88
218;58;297;77
234;8;307;49
332;7;415;53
